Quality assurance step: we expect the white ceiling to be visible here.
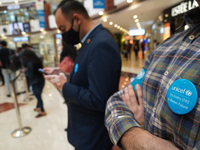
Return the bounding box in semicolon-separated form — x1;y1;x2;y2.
92;0;184;33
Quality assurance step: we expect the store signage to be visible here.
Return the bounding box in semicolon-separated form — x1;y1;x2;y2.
56;34;62;39
36;0;46;28
163;22;170;41
129;29;145;36
13;37;29;42
171;0;198;17
23;22;31;32
93;0;105;9
7;4;20;10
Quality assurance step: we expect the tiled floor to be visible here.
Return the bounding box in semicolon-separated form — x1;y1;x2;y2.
0;50;147;150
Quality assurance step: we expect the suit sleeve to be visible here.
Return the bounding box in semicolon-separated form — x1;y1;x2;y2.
62;41;121;112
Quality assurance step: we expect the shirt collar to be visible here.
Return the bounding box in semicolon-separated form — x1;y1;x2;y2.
81;24;101;44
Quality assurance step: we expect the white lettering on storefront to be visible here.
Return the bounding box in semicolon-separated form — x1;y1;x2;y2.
171;0;198;17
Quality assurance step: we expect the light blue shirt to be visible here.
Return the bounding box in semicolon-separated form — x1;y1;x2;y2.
81;24;101;44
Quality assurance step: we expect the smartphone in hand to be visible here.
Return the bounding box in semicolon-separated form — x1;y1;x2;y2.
38;68;49;75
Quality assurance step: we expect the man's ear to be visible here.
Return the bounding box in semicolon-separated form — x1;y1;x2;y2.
73;13;82;25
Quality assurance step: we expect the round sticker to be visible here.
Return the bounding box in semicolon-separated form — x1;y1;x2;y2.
74;63;79;73
167;79;198;115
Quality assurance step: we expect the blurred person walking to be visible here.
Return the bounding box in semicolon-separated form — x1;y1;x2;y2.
141;39;145;59
0;68;4;86
22;50;46;118
0;40;17;97
133;36;140;60
44;1;121;149
18;43;36;93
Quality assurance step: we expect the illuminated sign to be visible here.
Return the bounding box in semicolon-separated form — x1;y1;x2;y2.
13;37;29;42
171;0;198;17
129;29;145;36
7;4;20;10
163;22;171;41
56;34;62;39
93;0;105;9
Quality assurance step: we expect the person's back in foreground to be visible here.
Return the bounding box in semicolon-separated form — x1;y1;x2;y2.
105;2;200;150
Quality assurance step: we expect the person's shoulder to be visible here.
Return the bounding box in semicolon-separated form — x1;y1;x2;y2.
7;48;16;54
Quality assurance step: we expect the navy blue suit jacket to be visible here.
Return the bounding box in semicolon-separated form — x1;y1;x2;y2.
62;24;121;150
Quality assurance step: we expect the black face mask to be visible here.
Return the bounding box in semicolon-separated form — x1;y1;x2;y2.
62;19;80;45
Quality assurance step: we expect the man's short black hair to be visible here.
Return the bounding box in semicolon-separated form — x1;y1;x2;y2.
55;0;90;19
0;40;7;47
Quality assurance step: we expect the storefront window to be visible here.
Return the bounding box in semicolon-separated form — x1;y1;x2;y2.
0;6;37;25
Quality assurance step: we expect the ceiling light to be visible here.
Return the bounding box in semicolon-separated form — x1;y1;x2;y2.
133;15;138;19
22;32;26;35
103;18;107;22
98;11;104;15
57;29;61;33
136;22;142;29
135;19;139;22
158;16;163;21
15;0;18;4
40;28;45;32
0;2;2;5
127;0;133;3
109;22;113;25
114;24;118;28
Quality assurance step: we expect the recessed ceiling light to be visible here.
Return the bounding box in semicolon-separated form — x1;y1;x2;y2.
133;15;138;19
109;22;113;25
40;28;45;32
135;19;139;22
22;32;26;35
114;24;118;28
103;18;107;22
98;11;104;15
57;29;61;33
127;0;133;3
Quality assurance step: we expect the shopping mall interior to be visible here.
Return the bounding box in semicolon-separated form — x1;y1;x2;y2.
0;0;196;149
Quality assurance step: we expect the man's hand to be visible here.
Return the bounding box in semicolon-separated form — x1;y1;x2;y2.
44;73;67;91
121;84;144;128
43;67;62;75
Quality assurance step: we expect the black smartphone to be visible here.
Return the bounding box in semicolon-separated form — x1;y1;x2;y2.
38;68;49;75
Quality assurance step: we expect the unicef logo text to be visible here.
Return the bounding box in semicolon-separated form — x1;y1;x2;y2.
171;86;192;97
186;90;192;96
136;69;145;79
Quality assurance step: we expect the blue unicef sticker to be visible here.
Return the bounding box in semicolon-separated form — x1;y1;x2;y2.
167;79;198;115
74;63;79;73
130;68;147;90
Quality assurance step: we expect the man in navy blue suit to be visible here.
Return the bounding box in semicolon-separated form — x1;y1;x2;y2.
44;0;121;149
